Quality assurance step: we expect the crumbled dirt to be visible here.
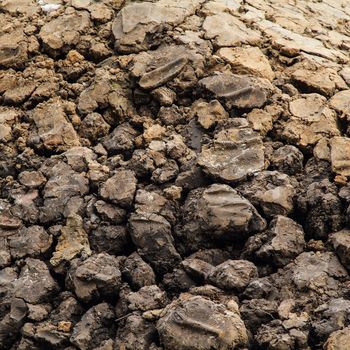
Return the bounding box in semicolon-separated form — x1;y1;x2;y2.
2;0;350;349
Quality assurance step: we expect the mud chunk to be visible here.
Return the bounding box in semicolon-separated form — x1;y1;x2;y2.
13;258;59;304
68;253;122;303
18;171;46;188
1;0;40;15
255;321;308;350
208;259;258;291
94;200;126;224
329;229;350;271
312;298;350;343
198;122;265;183
115;313;156;350
218;47;274;81
112;0;205;53
151;87;176;106
177;184;266;252
203;12;260;47
292;67;347;97
254;216;305;267
77;80;111;115
270;145;304;175
0;297;28;349
70;303;115;350
157;295;248;350
129;212;181;275
199;73;268;109
40;161;89;222
50;214;91;268
324;326;350;350
89;225;129;256
123;252;156;290
30;99;80;152
3;83;36;105
39;11;91;53
291;252;347;292
126;285;167;311
247;109;273;135
281;94;340;148
151;159;179;184
102;123;138;156
79;113;110;142
329;90;350;120
193;99;228;130
8;226;52;259
139;57;188;90
330;137;350;177
181;258;214;283
100;170;137;208
297;179;343;239
158;106;186;126
0;26;28;68
237;171;296;217
240;298;278;331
